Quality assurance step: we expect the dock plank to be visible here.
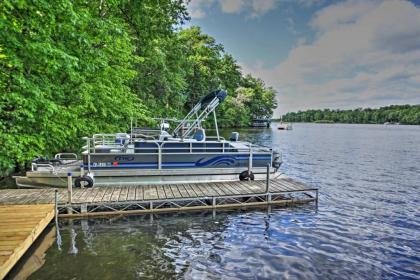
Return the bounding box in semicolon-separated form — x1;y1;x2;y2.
210;182;226;195
176;184;190;198
118;186;129;202
272;180;296;191
269;180;291;192
101;187;114;202
208;183;227;196
246;180;270;192
220;182;242;195
197;183;218;196
162;185;174;199
182;184;198;197
194;183;212;197
188;183;205;197
127;187;136;201
285;179;310;190
224;181;245;194
77;188;95;203
143;185;158;200
135;186;144;201
169;185;183;198
110;187;122;202
92;188;107;203
0;204;54;279
84;188;100;203
71;188;89;204
155;185;167;200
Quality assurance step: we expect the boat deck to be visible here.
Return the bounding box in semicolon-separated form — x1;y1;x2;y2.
0;177;318;218
0;204;55;279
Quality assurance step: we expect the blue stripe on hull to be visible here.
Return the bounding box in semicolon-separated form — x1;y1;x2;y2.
85;154;271;169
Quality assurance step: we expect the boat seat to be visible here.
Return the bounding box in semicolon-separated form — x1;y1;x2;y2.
193;128;206;141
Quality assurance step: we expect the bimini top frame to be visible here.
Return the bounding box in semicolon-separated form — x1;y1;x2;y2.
172;90;227;140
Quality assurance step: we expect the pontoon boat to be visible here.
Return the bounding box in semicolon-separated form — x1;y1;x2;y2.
15;90;282;188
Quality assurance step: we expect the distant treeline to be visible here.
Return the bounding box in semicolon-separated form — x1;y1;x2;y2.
0;0;276;174
282;105;420;125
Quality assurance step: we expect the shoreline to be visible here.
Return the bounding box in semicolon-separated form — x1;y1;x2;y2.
271;121;419;126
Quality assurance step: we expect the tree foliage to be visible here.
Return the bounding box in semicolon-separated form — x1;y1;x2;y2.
282;105;420;125
0;0;276;175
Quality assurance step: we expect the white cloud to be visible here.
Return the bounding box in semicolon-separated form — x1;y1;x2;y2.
188;0;214;19
188;0;277;19
310;0;378;31
220;0;245;13
297;0;325;8
251;0;277;17
242;0;420;114
190;8;206;19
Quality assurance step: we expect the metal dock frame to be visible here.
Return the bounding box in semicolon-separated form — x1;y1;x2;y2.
55;168;318;218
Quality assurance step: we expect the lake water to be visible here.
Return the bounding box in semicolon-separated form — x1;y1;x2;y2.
12;123;420;279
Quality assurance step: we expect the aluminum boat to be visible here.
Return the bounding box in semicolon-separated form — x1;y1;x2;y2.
15;90;282;188
277;122;292;130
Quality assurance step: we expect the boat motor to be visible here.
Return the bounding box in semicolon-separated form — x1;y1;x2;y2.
160;121;170;131
229;132;239;141
272;151;282;169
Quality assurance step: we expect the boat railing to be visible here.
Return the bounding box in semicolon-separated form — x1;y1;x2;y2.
54;153;78;160
82;136;272;172
31;163;56;173
205;136;226;141
131;133;157;140
85;137;271;154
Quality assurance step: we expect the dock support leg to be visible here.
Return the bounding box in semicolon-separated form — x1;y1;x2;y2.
265;164;270;193
53;191;63;250
81;204;87;214
66;173;73;215
67;172;72;204
54;190;59;224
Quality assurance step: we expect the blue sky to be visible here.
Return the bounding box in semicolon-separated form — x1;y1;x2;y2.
188;0;420;115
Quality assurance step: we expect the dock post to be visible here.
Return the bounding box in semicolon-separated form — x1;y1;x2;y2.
248;147;253;176
54;190;59;224
54;189;62;250
67;172;72;204
265;164;270;193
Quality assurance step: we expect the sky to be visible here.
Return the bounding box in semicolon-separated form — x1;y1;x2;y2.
187;0;420;116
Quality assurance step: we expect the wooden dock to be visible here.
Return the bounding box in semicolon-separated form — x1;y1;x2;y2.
0;177;317;277
0;204;54;279
0;177;317;218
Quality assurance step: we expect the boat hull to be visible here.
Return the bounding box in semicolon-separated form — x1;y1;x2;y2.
14;167;280;188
